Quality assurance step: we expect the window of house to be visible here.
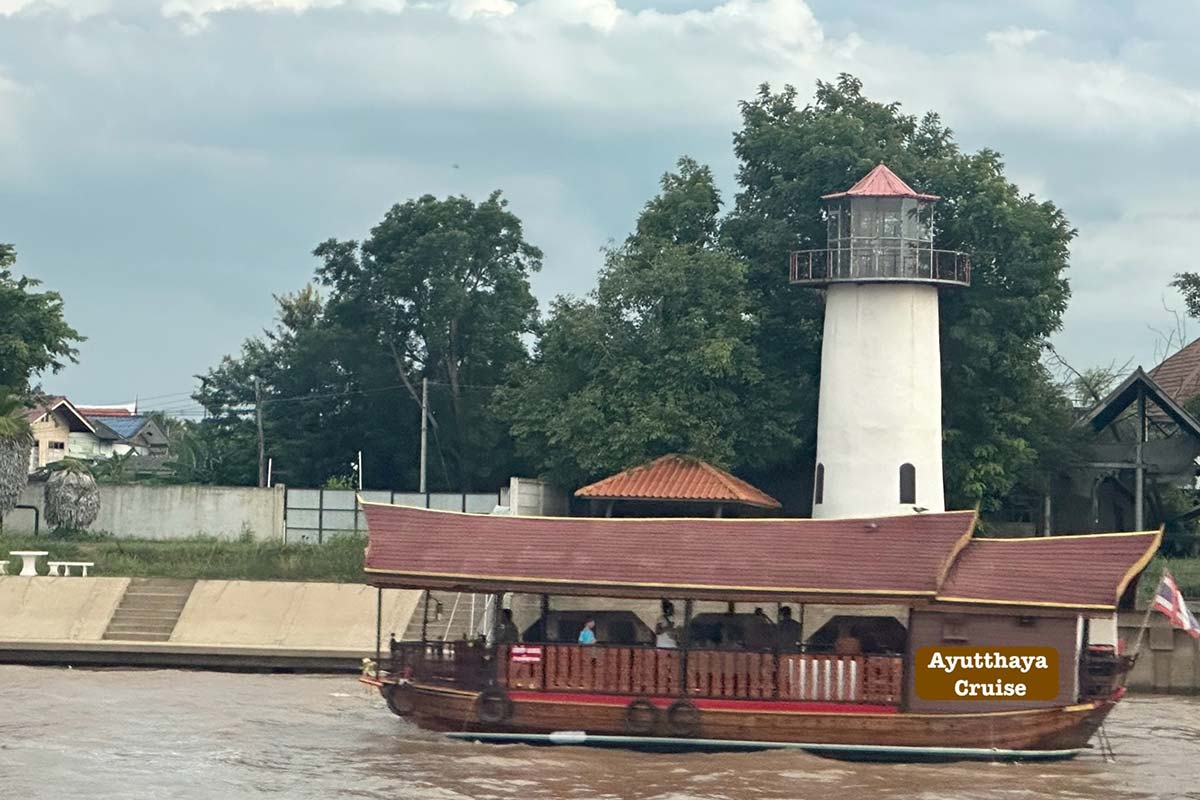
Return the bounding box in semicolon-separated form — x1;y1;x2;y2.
899;463;916;504
814;463;825;505
49;441;65;450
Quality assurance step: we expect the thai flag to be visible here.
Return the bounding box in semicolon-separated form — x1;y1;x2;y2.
1152;570;1200;639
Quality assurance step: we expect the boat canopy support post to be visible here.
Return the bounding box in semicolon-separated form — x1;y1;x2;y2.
375;587;382;667
421;589;432;643
681;599;694;697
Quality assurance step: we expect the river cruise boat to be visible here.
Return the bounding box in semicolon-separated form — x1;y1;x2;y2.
359;502;1159;761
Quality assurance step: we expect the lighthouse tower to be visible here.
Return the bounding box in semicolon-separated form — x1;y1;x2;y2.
790;164;970;519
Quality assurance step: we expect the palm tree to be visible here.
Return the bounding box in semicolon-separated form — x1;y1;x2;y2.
0;391;34;519
44;459;101;532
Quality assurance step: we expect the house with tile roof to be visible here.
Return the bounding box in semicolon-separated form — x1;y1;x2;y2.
23;396;168;471
1150;337;1200;412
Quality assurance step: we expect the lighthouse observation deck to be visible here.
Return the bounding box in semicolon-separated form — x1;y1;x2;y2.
789;246;971;287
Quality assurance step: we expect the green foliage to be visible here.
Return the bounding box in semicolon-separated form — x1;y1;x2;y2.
722;75;1077;509
497;157;800;487
324;474;355;490
0;533;366;582
196;192;540;491
0;244;83;393
316;191;541;490
1170;273;1200;320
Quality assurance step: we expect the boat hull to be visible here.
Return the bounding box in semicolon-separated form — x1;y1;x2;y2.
376;680;1113;761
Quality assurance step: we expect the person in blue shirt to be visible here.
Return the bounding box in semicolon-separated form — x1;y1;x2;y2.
578;619;597;645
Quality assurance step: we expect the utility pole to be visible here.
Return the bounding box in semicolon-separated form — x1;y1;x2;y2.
255;377;265;489
419;377;429;495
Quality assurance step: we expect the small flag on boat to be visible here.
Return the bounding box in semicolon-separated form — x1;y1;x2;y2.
1151;570;1200;639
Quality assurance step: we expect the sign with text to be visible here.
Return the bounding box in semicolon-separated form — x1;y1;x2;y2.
510;645;543;664
913;646;1059;701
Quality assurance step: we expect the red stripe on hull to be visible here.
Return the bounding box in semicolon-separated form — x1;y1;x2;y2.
508;691;897;714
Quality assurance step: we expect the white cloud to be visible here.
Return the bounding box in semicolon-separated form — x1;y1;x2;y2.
984;26;1046;49
447;0;514;20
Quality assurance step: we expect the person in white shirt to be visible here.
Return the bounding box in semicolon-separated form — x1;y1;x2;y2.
655;600;678;649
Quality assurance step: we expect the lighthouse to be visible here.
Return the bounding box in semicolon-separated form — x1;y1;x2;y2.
790;164;970;519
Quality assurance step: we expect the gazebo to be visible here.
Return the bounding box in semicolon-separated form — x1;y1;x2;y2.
574;454;781;518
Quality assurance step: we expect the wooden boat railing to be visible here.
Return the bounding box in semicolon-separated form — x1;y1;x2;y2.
496;644;903;705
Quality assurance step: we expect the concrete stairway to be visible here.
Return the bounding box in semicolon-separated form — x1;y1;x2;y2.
103;579;196;642
402;591;488;642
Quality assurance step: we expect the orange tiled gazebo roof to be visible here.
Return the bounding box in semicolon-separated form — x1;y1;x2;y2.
574;455;781;511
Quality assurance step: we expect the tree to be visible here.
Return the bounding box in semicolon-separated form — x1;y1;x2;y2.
315;191;541;490
497;158;799;488
194;286;417;488
0;244;82;393
44;459;101;532
722;76;1076;510
0;244;83;516
0;394;33;518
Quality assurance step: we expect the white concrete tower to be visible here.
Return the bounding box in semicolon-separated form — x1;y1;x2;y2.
790;164;970;519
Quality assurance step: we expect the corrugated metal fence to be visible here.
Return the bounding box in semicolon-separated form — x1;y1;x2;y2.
284;488;502;543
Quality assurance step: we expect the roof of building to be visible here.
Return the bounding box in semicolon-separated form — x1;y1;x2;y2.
1076;367;1200;437
92;415;151;439
1150;337;1200;407
936;531;1161;610
22;396;97;434
76;405;135;417
574;455;782;510
364;504;976;601
821;163;940;202
362;504;1161;611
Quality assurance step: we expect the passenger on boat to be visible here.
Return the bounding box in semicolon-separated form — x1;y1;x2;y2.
776;606;802;652
833;622;862;656
656;600;678;649
578;619;597;645
495;609;520;644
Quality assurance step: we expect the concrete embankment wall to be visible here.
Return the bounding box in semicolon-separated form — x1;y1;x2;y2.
0;577;130;640
0;576;421;669
1119;611;1200;693
170;581;419;648
2;484;287;540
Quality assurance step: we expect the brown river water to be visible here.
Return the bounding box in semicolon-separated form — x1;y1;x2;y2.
2;665;1199;799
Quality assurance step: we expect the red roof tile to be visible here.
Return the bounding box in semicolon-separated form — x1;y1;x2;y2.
364;504;975;601
1150;337;1200;408
575;455;781;510
937;532;1161;610
821;163;939;201
75;406;134;417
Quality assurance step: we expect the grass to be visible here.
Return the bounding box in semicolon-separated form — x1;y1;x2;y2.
0;532;366;582
1139;555;1200;607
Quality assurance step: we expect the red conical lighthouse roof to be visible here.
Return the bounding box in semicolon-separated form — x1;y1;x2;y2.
821;163;939;201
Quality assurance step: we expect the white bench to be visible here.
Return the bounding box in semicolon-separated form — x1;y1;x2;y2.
47;561;95;577
0;561;7;575
9;550;49;577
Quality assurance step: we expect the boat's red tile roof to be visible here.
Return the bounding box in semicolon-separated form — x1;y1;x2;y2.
1150;337;1200;408
937;532;1161;610
363;504;975;600
574;455;781;510
821;163;939;201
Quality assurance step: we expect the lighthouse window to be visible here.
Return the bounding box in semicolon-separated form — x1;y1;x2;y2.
814;463;825;505
899;463;916;504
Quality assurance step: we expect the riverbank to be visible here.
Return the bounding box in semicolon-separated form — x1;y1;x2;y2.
0;576;419;671
0;533;365;582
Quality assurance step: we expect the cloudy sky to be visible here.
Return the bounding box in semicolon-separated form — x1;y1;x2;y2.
2;0;1198;413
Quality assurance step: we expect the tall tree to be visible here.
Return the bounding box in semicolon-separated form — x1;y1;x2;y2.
194;286;418;488
723;76;1076;510
498;158;799;488
316;191;541;490
0;244;83;516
